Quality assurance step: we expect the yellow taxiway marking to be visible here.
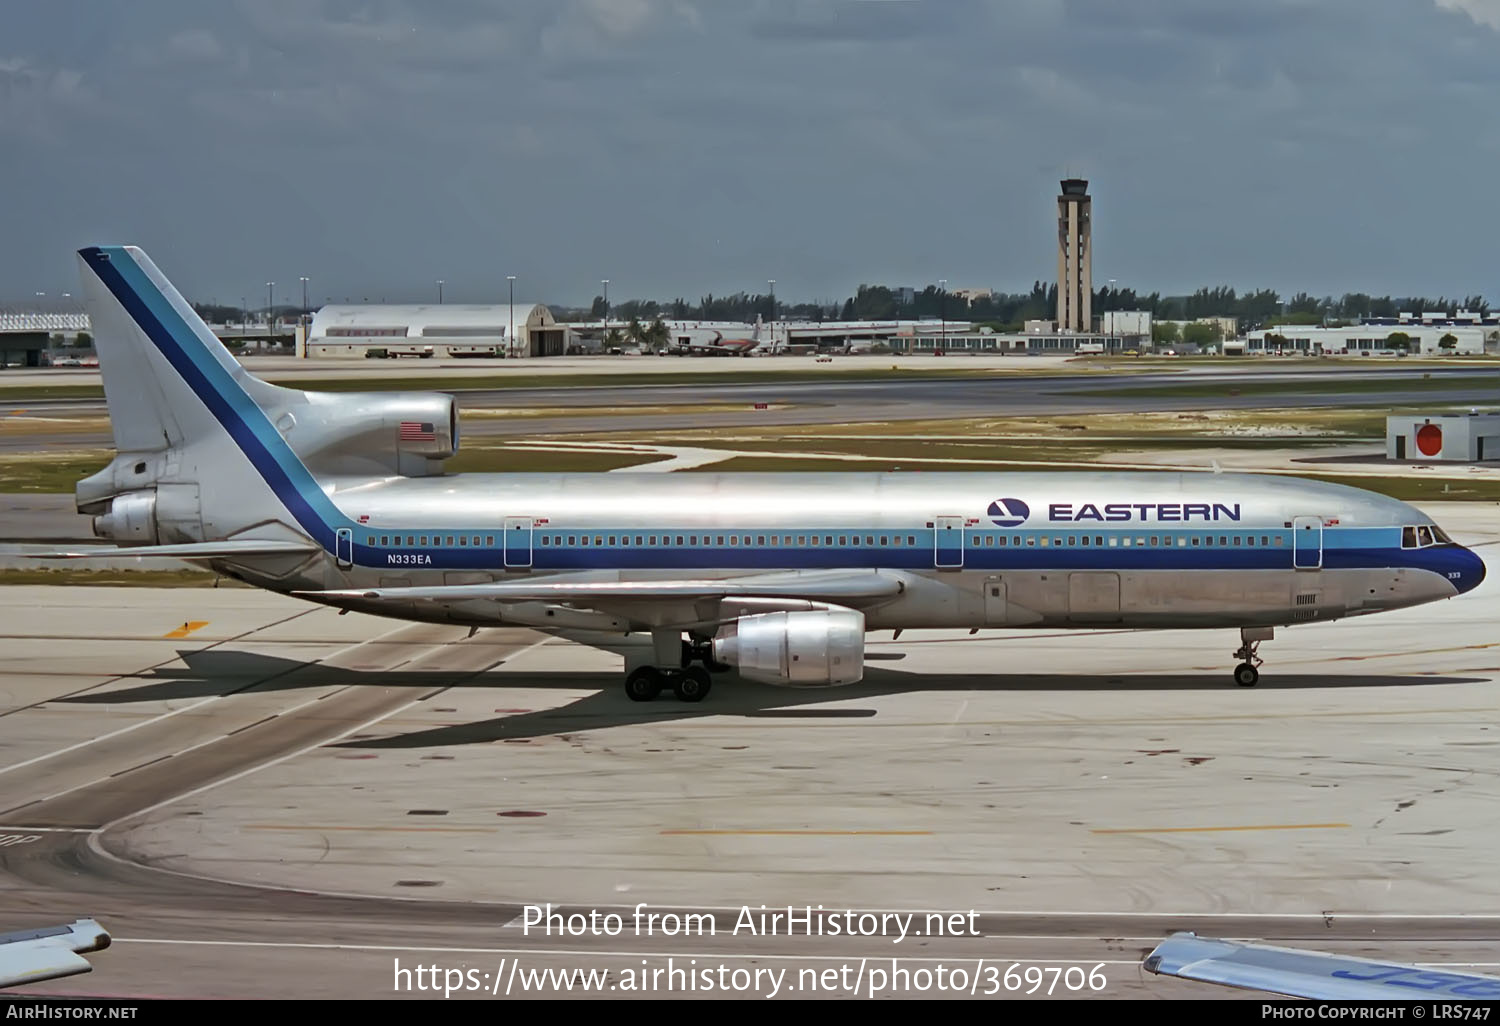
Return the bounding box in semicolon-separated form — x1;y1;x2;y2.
660;829;932;837
162;621;211;639
246;824;496;833
1091;823;1350;835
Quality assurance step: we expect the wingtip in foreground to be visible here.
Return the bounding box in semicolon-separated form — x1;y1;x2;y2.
0;918;111;988
1144;931;1500;1000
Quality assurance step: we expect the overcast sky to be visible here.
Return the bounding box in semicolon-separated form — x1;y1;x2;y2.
4;0;1499;309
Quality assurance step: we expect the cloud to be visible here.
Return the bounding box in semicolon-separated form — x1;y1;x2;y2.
167;28;224;62
1435;0;1500;30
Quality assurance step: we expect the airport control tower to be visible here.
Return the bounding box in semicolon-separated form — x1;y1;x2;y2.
1056;178;1092;333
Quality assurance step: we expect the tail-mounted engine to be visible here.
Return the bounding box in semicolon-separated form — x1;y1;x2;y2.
271;391;459;478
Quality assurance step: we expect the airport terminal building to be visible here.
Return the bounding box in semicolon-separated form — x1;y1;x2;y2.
305;303;564;358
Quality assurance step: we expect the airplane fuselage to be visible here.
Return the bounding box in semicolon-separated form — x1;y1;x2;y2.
290;470;1481;630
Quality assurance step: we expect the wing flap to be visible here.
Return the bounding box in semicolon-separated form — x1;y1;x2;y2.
30;539;321;560
1144;932;1500;1000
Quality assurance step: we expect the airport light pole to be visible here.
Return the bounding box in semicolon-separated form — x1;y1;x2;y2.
241;297;247;331
437;280;444;304
300;277;309;318
507;276;516;357
266;282;274;331
601;280;608;326
939;279;947;352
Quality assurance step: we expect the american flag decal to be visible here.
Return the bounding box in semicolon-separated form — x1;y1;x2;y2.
399;421;436;442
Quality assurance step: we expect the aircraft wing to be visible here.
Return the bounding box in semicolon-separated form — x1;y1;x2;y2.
301;569;904;606
0;919;111;989
30;539;321;560
1143;932;1500;1000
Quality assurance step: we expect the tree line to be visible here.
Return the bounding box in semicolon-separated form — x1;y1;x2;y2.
562;283;1492;331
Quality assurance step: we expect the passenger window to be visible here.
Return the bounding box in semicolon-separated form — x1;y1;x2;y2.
743;536;751;546
771;536;780;546
1026;536;1036;547
1177;537;1187;546
1190;536;1200;546
540;537;549;547
420;536;428;545
1108;537;1118;547
365;535;375;545
759;536;767;546
716;536;724;546
1149;536;1159;547
459;536;467;546
472;536;480;546
648;536;656;546
729;536;738;546
1219;536;1227;546
907;536;916;546
593;536;602;546
798;536;807;545
568;535;576;545
1068;536;1076;546
486;536;495;546
1095;536;1103;546
635;536;643;546
581;536;589;546
1233;536;1241;546
1261;536;1269;546
1418;526;1434;547
880;536;888;546
811;536;820;546
1041;536;1050;547
608;536;616;545
380;535;389;545
675;535;684;546
865;536;874;546
406;536;415;546
827;536;835;546
839;536;847;546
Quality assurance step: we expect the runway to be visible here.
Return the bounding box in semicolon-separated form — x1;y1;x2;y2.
3;362;1497;452
0;503;1496;999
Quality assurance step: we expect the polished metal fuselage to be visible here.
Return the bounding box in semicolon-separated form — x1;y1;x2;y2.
262;469;1473;631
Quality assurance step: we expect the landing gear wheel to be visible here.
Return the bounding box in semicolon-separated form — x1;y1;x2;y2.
673;666;712;703
1233;663;1259;688
625;667;663;702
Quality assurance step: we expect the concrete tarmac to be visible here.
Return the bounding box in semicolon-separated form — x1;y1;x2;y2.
0;503;1495;999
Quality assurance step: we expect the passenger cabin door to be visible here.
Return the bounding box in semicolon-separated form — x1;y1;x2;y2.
934;517;964;570
1292;516;1323;570
335;527;353;570
503;517;533;570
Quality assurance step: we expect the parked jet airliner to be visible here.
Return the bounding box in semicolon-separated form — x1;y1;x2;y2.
44;247;1486;702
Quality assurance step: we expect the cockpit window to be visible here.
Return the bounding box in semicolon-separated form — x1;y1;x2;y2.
1417;526;1434;547
1431;526;1454;545
1402;526;1418;548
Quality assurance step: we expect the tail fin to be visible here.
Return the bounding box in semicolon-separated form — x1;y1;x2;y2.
74;246;340;551
78;246;286;453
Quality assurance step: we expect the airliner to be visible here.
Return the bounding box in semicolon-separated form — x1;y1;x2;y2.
43;247;1486;703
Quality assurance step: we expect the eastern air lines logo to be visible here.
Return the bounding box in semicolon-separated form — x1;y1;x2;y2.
987;498;1030;527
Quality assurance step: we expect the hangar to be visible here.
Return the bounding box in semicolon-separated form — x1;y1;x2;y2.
305;303;565;358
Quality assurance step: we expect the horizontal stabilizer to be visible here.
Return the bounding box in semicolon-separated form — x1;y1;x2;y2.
30;539;321;560
299;570;903;605
1144;932;1500;1000
0;919;110;989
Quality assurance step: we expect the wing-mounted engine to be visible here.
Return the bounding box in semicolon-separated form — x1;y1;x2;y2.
712;608;865;686
264;389;459;478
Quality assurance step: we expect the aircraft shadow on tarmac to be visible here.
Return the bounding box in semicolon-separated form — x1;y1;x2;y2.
53;648;1487;748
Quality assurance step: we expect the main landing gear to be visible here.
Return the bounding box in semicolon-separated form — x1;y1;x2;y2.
625;665;712;703
623;633;727;703
1232;626;1274;687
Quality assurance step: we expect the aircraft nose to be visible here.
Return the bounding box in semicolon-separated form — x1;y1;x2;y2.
1455;546;1487;595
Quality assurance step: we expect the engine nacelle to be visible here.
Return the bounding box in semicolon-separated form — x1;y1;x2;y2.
91;490;158;543
712;609;865;687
